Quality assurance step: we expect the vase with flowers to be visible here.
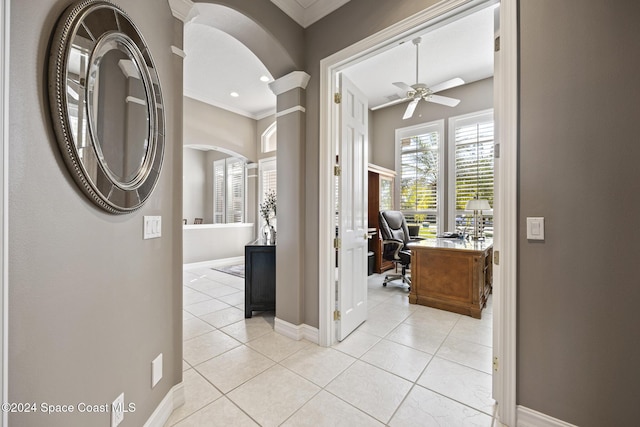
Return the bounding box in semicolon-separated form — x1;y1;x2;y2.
259;190;277;244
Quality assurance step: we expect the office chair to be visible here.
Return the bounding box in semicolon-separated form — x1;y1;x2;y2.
378;210;421;289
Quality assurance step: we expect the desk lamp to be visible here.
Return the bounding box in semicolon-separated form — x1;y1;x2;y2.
465;198;491;240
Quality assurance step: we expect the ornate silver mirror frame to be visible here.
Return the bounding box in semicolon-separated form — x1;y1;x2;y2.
49;0;165;214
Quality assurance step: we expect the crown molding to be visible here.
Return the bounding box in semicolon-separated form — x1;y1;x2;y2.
271;0;350;28
167;0;197;22
268;71;311;96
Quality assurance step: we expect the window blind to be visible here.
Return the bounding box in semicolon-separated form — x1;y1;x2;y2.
454;119;494;235
226;158;245;223
213;159;225;224
261;169;277;197
399;130;440;237
213;157;246;224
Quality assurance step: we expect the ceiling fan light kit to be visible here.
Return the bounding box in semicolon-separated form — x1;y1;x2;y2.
386;37;465;119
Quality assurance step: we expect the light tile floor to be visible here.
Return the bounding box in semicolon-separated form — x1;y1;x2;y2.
168;266;505;426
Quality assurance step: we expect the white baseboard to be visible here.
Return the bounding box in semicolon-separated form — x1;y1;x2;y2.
274;317;319;344
143;382;185;427
517;406;577;427
183;256;244;271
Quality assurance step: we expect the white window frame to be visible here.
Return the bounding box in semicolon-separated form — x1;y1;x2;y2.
261;121;277;153
447;109;494;232
395;119;446;237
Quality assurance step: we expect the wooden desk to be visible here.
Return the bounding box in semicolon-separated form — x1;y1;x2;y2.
408;238;493;319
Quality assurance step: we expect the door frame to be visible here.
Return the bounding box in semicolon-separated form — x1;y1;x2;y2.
318;0;518;425
1;0;9;425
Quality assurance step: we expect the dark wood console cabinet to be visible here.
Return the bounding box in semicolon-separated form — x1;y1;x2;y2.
244;243;276;318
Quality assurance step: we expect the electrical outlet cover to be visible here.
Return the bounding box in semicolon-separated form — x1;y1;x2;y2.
152;353;163;387
112;393;124;427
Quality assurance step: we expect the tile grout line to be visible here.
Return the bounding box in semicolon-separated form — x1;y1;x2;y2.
179;271;497;426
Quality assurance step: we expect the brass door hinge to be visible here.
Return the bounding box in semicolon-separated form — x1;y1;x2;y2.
494;250;500;265
334;165;341;176
333;310;341;321
494;36;500;52
334;93;342;104
493;356;499;372
334;238;341;249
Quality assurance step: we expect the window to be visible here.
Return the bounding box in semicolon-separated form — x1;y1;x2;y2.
394;112;494;237
448;110;494;236
261;122;277;153
213;157;246;223
258;157;277;226
396;121;445;237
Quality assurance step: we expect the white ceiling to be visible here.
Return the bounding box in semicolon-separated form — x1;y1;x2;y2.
343;5;496;109
183;2;495;119
183;21;276;120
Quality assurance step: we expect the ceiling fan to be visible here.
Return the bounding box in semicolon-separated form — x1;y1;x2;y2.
379;37;465;120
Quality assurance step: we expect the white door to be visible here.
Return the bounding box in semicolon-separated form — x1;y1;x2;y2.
337;74;368;341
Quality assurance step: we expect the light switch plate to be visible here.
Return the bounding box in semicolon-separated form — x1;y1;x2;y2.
143;216;161;239
526;217;545;240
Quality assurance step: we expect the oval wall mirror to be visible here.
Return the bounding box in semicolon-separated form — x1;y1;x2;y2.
49;0;165;214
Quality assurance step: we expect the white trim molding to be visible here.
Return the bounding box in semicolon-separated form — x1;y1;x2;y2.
167;0;197;22
170;46;186;58
182;256;245;271
268;71;311;96
275;105;306;118
143;382;185;427
270;0;350;28
1;0;9;424
274;318;319;344
493;0;518;425
517;406;578;427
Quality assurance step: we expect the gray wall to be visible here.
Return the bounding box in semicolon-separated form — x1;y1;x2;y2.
519;0;640;425
8;1;182;426
183;148;207;223
183;148;254;226
183;97;263;227
371;77;493;170
184;96;257;160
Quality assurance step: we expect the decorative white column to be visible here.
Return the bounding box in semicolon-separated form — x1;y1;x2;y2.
269;71;310;329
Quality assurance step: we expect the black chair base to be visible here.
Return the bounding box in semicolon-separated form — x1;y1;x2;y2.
382;266;411;290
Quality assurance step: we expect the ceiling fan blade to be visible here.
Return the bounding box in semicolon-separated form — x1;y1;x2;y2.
427;94;461;107
429;77;465;94
393;82;413;93
403;98;420;120
371;96;411;111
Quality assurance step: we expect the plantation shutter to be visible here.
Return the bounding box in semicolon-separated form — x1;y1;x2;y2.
399;128;440;237
262;169;277;197
454;117;494;234
213;159;225;223
226;158;245;223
